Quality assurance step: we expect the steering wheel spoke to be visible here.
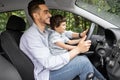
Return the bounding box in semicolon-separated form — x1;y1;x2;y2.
86;23;96;40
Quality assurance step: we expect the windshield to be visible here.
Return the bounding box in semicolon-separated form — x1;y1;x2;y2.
75;0;120;28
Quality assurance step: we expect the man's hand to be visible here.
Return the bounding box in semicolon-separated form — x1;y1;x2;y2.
77;35;91;53
69;34;91;59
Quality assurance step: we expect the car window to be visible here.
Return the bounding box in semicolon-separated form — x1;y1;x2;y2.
0;10;29;32
75;0;120;28
0;9;92;33
50;9;91;32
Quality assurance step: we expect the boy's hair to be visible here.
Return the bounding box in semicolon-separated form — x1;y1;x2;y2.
50;15;66;30
28;0;45;19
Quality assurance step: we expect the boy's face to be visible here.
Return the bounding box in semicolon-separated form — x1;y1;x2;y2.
55;22;66;33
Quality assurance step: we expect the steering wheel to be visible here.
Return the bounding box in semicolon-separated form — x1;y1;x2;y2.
83;23;96;55
86;23;96;40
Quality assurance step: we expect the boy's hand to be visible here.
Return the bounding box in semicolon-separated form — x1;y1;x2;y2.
80;29;88;38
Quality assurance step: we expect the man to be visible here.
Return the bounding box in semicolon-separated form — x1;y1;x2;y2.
20;0;105;80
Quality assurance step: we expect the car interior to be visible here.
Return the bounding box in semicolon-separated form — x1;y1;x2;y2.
0;0;120;80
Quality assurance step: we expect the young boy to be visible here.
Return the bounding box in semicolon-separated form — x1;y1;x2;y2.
49;15;88;55
49;15;106;80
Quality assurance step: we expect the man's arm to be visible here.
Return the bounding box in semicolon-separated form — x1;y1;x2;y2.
69;36;91;59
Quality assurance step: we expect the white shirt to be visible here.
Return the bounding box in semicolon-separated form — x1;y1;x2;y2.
20;23;73;80
49;31;70;55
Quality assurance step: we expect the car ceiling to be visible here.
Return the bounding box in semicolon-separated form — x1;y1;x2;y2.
0;0;75;12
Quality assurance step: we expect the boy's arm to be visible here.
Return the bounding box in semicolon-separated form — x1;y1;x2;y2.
72;29;88;38
66;39;80;45
55;41;76;50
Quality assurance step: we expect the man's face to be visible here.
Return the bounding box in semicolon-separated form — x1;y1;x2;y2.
35;4;52;25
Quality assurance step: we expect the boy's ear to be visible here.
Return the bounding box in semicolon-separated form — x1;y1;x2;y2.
54;26;58;29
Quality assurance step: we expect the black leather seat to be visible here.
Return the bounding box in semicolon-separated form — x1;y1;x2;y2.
0;15;34;80
0;54;22;80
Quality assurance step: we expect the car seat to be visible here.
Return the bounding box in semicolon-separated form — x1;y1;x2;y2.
0;54;22;80
0;15;34;80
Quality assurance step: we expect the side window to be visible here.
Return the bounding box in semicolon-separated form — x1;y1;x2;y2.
0;10;29;32
50;9;91;32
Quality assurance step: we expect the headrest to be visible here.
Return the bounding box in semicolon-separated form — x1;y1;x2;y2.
6;15;26;31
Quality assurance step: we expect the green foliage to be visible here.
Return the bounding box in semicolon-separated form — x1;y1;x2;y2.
106;0;120;16
81;0;120;16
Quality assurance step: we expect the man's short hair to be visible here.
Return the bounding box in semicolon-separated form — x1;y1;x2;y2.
28;0;45;19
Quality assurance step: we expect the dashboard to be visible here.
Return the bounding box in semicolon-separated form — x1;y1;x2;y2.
91;28;120;57
89;27;120;80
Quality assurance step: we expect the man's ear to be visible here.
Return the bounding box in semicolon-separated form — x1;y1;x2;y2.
33;13;39;19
